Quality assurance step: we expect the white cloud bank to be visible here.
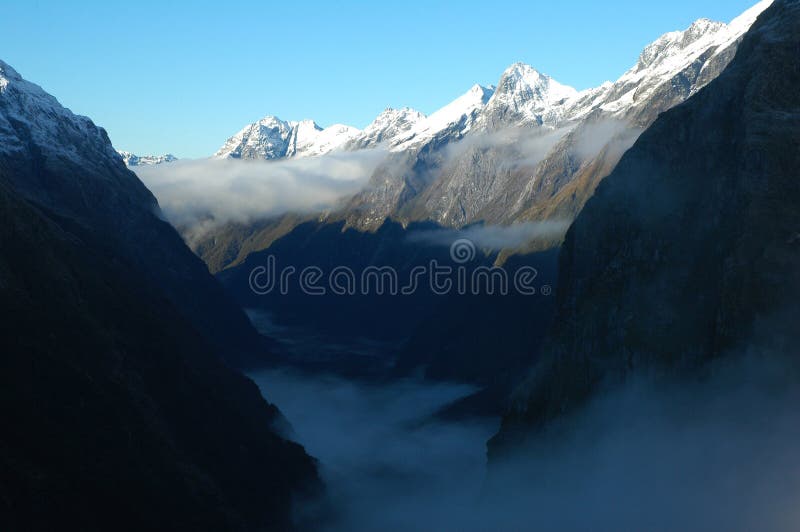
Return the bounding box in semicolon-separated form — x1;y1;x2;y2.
133;150;387;229
254;351;800;532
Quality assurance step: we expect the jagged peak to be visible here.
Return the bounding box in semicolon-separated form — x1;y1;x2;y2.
364;107;426;133
631;1;772;78
484;62;578;118
468;83;495;98
634;15;745;73
253;115;289;128
502;61;541;76
495;62;577;99
375;106;425;118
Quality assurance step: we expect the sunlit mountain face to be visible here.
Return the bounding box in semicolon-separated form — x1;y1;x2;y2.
4;0;800;530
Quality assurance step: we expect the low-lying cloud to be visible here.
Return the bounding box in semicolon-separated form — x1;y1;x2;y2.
441;125;573;171
253;350;800;531
133;150;387;230
484;352;800;531
572;118;644;160
437;119;641;177
248;369;497;532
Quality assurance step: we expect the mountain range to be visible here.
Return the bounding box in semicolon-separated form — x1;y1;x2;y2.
177;0;773;273
210;8;749;166
2;0;796;527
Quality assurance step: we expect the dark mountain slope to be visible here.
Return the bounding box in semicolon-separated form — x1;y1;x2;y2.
490;0;800;455
0;63;320;529
0;180;319;530
0;60;269;366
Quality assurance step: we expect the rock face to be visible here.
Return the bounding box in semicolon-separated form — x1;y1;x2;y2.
489;0;800;456
0;60;320;529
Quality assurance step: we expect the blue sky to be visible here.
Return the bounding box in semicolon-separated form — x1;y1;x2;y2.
1;0;758;158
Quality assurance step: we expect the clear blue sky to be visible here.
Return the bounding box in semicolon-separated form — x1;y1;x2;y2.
0;0;758;158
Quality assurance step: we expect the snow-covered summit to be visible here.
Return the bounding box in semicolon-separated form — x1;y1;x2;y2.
214;115;360;160
567;0;774;119
0;60;118;165
475;63;578;129
214;115;294;160
635;19;727;72
345;107;426;150
213;0;773;161
493;63;577;109
211;66;563;157
385;64;575;147
391;84;495;149
284;120;360;158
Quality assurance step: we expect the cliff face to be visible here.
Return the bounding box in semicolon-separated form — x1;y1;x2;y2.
490;0;800;455
0;63;320;529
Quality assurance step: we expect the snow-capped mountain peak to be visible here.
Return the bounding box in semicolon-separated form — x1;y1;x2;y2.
569;0;774;120
496;62;577;104
371;107;426;129
634;19;727;73
424;84;494;132
477;62;578;128
0;60;118;165
214;115;294;159
338;107;425;151
214;115;361;160
286;120;360;157
289;119;322;132
390;84;495;150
